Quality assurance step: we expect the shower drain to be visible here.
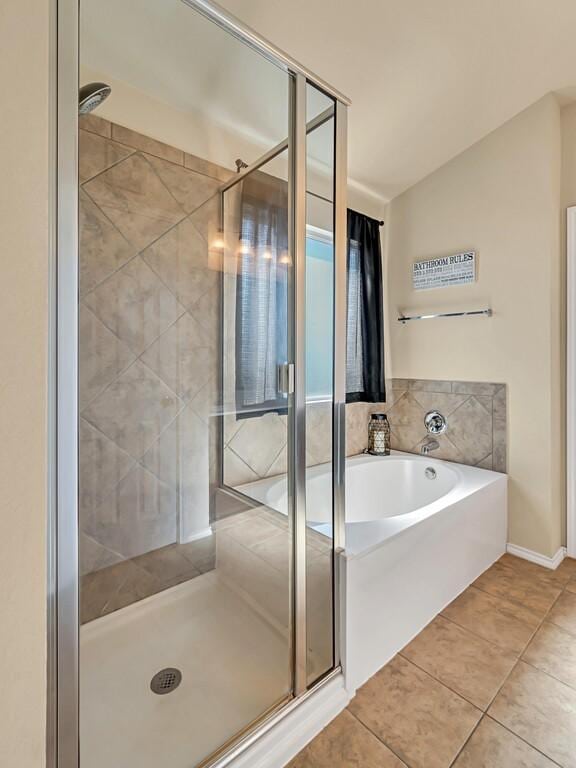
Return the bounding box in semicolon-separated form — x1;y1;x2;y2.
150;668;182;695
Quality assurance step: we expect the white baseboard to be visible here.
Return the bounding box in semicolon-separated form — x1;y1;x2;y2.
229;674;350;768
506;543;566;570
179;527;213;543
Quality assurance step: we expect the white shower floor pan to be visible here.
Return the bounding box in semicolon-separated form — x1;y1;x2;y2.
80;571;291;768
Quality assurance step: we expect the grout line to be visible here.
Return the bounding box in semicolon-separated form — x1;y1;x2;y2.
82;152;189;251
110;124;185;168
396;651;486;713
438;611;529;657
444;565;572;766
295;561;576;765
469;576;561;620
447;715;484;767
107;120;235;182
355;560;572;768
81;252;188;346
79;132;137;184
79;298;189;416
484;714;564;767
345;708;410;767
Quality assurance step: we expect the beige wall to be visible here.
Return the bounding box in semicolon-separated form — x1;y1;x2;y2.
0;0;50;765
385;94;563;558
560;102;576;543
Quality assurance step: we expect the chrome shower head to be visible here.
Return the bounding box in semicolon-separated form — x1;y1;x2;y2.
78;82;111;115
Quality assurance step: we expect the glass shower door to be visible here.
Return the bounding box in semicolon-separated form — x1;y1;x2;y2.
77;2;296;766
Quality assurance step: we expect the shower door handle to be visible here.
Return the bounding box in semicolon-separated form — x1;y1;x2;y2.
277;362;294;395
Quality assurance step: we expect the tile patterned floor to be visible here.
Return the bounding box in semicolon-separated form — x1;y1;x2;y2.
290;554;576;768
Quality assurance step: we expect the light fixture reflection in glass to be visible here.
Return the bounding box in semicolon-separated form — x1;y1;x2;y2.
211;237;225;250
261;250;272;260
238;242;252;256
279;251;291;265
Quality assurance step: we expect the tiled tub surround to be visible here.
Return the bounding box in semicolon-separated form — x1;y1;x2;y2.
223;400;379;486
381;378;507;472
78;114;231;582
291;553;576;768
224;376;507;487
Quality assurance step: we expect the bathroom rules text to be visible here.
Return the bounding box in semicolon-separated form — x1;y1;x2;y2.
412;251;476;290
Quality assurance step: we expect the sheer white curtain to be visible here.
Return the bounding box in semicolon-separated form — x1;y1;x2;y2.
235;171;289;415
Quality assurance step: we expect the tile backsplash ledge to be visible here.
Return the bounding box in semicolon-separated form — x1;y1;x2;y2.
379;378;507;472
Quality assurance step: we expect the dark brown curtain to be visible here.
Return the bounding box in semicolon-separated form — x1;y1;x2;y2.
346;209;386;403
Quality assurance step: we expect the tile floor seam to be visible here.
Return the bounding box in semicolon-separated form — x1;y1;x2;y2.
345;706;411;767
469;579;560;620
482;714;564;768
477;576;566;714
519;650;576;694
394;563;570;763
396;650;490;713
479;573;574;762
397;571;565;763
289;557;576;766
438;610;532;657
447;714;485;767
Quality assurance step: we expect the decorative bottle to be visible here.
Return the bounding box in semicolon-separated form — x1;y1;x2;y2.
367;413;391;456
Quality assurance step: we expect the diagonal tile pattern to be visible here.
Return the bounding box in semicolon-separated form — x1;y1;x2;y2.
78;118;236;610
142;216;219;309
140;312;215;401
146;154;221;214
378;379;507;471
293;553;576;767
78;129;134;183
83;152;186;250
84;255;185;356
448;396;493;464
79;189;135;295
79;304;137;410
82;360;183;460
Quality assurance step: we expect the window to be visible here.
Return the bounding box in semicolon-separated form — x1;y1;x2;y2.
306;227;334;400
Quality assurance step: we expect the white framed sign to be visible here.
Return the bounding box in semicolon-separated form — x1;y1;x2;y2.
413;250;476;290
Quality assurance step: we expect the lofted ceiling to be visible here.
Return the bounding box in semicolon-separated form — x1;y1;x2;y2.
82;0;576;205
218;0;576;202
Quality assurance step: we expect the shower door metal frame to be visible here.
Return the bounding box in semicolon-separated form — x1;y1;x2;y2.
50;0;349;766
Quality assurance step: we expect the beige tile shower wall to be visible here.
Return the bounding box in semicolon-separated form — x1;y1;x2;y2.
78;115;231;575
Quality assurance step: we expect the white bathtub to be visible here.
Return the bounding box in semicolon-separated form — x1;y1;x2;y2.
239;450;507;692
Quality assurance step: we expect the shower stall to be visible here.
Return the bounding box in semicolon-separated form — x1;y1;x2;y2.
53;1;348;765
